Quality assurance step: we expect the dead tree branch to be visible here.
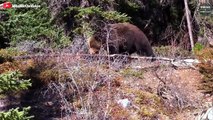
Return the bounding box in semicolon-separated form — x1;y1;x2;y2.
184;0;194;50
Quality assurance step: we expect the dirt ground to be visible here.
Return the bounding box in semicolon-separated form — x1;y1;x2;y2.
120;60;212;120
0;58;212;120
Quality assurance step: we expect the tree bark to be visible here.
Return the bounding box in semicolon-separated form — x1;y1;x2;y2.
184;0;194;50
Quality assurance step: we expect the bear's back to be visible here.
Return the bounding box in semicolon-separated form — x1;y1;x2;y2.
109;23;140;33
109;23;149;43
109;23;147;39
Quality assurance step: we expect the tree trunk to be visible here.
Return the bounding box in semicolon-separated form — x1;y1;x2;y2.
184;0;194;51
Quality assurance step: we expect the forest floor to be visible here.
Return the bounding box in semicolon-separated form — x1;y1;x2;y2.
0;54;212;120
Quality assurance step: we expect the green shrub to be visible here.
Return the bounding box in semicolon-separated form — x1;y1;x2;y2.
125;0;140;9
66;6;130;23
0;70;33;120
0;70;31;93
1;0;70;48
63;6;131;37
0;107;33;120
193;43;204;53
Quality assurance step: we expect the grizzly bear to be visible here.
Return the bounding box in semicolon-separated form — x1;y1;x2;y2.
87;23;155;57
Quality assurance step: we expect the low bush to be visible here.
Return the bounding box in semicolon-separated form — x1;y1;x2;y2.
0;107;33;120
196;48;213;95
0;71;31;93
1;0;70;48
153;46;191;58
0;70;33;120
0;48;26;63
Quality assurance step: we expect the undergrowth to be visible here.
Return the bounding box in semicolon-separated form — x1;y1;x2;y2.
196;47;213;95
0;70;33;120
0;48;26;63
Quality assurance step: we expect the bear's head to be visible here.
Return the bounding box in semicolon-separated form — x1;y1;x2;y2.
87;36;102;54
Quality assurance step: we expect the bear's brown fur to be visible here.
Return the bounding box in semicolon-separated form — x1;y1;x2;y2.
87;36;102;54
87;23;155;57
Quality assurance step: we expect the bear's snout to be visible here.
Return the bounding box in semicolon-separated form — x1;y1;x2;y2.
89;48;99;54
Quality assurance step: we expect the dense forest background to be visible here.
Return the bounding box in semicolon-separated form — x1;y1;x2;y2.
0;0;213;120
1;0;211;51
